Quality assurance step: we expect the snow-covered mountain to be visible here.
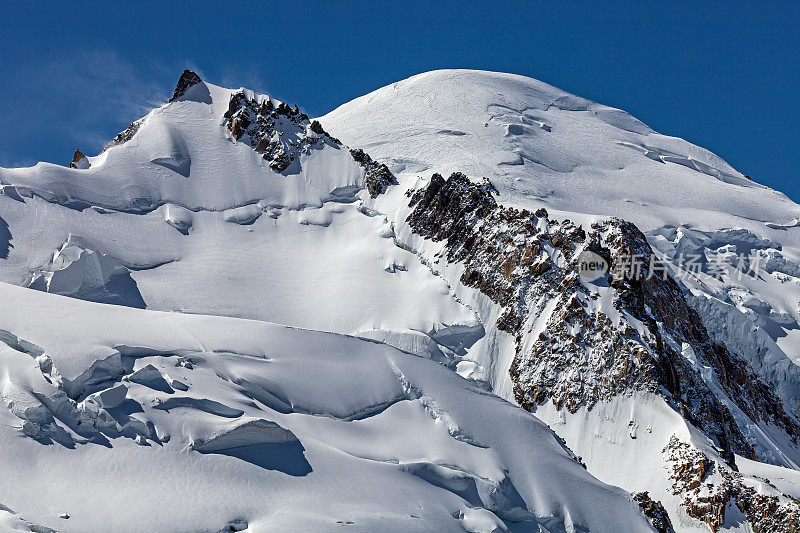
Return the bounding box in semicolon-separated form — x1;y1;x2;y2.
320;70;800;531
1;68;799;532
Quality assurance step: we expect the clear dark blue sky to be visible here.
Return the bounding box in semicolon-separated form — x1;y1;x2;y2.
2;2;798;200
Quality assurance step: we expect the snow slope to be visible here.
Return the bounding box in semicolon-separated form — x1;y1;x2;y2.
0;282;654;532
321;69;799;231
0;75;481;360
0;70;671;533
321;70;800;412
321;69;800;414
321;69;800;531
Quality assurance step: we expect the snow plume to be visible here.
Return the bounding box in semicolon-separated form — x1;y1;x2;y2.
6;50;171;155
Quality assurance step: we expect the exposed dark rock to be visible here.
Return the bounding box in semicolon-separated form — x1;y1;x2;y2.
222;91;394;194
349;149;398;197
310;120;326;135
69;149;89;169
664;437;728;530
596;221;799;458
223;92;324;173
103;120;142;152
170;69;203;102
275;102;292;116
405;171;800;532
633;492;675;533
406;172;799;465
408;172;572;336
405;171;800;531
732;481;800;533
664;436;800;532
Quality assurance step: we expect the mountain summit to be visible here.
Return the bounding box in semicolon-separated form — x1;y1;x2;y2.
169;69;203;102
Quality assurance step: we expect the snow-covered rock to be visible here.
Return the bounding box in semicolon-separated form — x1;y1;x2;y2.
68;149;89;170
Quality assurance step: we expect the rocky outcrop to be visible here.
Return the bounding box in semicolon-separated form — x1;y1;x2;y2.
223;91;396;194
407;172;531;331
664;436;800;532
404;172;800;530
350;148;397;197
170;69;203;102
223;91;328;173
103;119;142;152
733;483;800;533
69;149;89;169
633;492;675;533
596;222;800;454
104;71;202;154
407;172;799;458
664;437;727;529
405;171;800;531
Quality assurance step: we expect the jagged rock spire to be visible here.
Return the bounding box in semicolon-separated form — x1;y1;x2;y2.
169;69;203;102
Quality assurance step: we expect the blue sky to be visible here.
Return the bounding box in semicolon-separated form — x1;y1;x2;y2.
2;1;798;199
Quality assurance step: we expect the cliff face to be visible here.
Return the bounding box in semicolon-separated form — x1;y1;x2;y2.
664;436;800;532
222;91;397;197
405;171;800;527
169;69;203;102
349;148;397;197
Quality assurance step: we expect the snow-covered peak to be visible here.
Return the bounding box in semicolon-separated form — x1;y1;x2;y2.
321;69;799;232
321;69;800;530
0;71;366;212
